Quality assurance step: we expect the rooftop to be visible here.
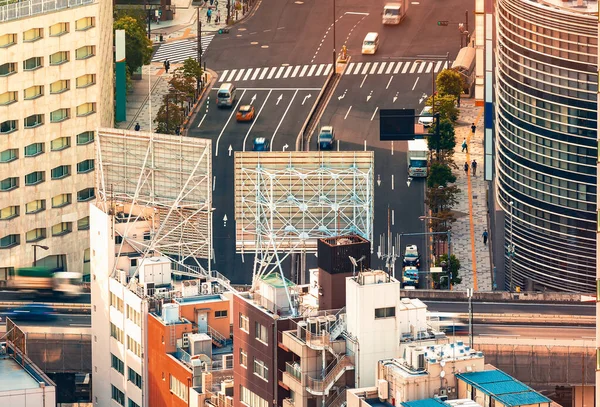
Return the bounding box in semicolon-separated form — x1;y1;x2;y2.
260;273;295;289
0;0;95;23
0;353;54;392
175;294;227;305
401;399;448;407
456;369;551;407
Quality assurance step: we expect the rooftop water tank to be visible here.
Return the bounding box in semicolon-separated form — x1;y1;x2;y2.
162;303;180;324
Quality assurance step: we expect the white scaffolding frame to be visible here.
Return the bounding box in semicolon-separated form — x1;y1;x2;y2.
235;151;374;283
96;128;213;264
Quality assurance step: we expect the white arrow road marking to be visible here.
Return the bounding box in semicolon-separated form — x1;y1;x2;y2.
344;105;352;119
377;174;381;186
271;89;298;149
407;177;413;187
338;89;348;100
419;92;428;104
371;107;379;121
283;144;289;151
243;90;273;151
215;89;247;156
412;77;419;91
250;94;257;104
228;145;233;157
360;74;368;88
386;76;393;89
366;90;373;102
393;91;399;103
302;94;312;105
276;94;283;105
223;214;228;227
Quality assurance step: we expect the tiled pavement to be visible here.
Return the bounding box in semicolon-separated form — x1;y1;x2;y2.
451;100;493;292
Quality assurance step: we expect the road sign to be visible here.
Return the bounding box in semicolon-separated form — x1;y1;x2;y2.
380;109;416;141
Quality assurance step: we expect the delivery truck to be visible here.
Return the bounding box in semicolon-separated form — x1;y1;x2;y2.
382;1;407;24
407;139;429;177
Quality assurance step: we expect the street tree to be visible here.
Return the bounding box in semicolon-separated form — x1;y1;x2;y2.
169;71;197;110
428;118;456;154
114;16;153;78
427;162;456;188
436;69;465;99
425;185;460;213
179;58;204;91
154;98;185;135
427;94;459;122
433;254;462;287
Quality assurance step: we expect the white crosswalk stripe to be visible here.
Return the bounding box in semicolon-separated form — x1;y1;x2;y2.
151;36;215;63
216;60;451;82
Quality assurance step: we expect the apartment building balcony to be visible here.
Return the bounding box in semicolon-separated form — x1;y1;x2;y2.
283;398;295;407
281;362;304;395
305;354;354;396
280;310;347;356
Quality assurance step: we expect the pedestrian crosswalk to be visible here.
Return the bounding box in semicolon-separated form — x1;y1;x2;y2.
152;36;215;64
217;60;449;82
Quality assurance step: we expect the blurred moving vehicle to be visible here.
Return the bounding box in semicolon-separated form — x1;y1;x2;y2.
236;105;255;122
0;267;82;297
362;32;379;54
253;137;270;151
382;2;407;24
403;245;421;268
317;126;335;150
216;82;236;107
4;304;57;321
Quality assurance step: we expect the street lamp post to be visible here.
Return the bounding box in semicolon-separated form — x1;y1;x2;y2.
332;0;336;67
32;244;49;266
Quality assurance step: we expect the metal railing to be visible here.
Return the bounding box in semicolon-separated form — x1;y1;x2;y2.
282;398;295;407
305;354;355;395
327;388;348;407
0;0;95;22
285;362;302;382
206;325;228;346
174;346;193;366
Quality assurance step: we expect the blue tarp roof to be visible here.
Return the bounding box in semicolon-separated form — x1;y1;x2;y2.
456;370;551;407
401;399;448;407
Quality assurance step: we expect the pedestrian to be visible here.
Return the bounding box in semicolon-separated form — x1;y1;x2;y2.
207;8;212;22
215;0;219;8
482;229;488;245
166;60;171;73
471;159;477;177
134;122;141;131
471;122;476;135
210;0;214;5
163;59;169;74
461;138;468;153
216;10;221;23
463;161;469;176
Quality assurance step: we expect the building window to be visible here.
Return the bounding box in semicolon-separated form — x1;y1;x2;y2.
0;206;19;220
0;149;17;163
0;62;17;76
51;137;70;151
0;120;17;133
24;85;43;100
77;188;95;202
110;292;123;312
52;193;71;208
169;375;188;402
240;348;247;368
51;222;72;237
215;310;228;318
255;322;268;344
375;307;396;319
111;354;124;374
24;143;44;157
49;51;69;65
75;17;95;31
76;74;96;88
50;80;69;94
0;234;20;249
76;103;96;117
77;131;94;145
127;336;141;357
25;171;44;186
23;57;42;71
0;33;16;48
239;313;249;333
23;28;43;42
51;165;70;180
126;305;142;326
0;177;18;192
25;200;45;214
253;357;269;381
75;45;95;60
128;399;140;407
240;385;269;407
49;22;69;36
50;108;69;123
128;367;142;389
0;91;17;105
111;385;125;406
24;114;44;129
78;216;90;230
25;228;46;243
110;322;124;343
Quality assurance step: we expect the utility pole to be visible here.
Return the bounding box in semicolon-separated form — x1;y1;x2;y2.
332;0;336;68
467;288;473;348
197;7;202;91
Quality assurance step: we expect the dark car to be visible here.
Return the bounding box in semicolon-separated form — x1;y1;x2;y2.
317;126;335;150
5;304;56;321
253;137;270;152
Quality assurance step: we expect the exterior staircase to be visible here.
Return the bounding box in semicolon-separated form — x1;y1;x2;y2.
207;325;229;348
328;388;348;407
305;354;355;396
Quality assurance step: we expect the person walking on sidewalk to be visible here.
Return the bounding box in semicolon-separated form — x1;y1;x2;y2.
207;8;212;22
216;9;221;23
482;229;488;245
134;122;141;131
464;161;469;176
461;138;468;153
471;159;477;177
471;122;476;136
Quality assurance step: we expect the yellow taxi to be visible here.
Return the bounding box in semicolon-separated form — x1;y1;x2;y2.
236;105;255;122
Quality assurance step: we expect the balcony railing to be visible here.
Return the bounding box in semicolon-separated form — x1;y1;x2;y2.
305;354;355;395
1;0;95;23
285;362;302;382
283;398;295;407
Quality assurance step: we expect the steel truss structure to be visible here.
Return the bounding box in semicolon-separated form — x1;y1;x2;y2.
96;128;213;263
234;151;374;283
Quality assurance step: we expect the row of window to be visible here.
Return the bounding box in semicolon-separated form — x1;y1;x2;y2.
127;336;142;358
169;375;188;402
0;134;94;163
126;305;142;327
238;348;269;381
239;313;269;344
0;104;96;134
110;292;124;313
0;18;95;48
0;165;94;191
0;75;96;105
0;47;96;77
0;220;85;248
0;191;95;223
240;385;269;407
110;353;143;389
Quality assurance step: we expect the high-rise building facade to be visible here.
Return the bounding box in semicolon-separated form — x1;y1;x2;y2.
0;0;113;276
495;0;598;292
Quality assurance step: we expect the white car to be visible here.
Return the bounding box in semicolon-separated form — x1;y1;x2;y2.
418;106;434;127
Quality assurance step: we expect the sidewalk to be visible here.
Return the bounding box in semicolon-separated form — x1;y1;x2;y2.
450;100;493;292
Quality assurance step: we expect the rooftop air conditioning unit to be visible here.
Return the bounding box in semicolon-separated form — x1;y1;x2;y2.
201;282;212;295
377;379;389;399
182;332;191;348
306;318;318;335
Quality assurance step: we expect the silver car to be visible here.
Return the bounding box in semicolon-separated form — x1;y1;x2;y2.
418;106;434;127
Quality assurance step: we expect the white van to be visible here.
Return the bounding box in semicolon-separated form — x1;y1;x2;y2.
362;32;379;55
217;83;236;107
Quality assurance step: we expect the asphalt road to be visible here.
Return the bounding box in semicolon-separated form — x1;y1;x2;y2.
0;313;90;328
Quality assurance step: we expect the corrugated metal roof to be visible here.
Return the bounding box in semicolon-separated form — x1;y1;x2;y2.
456;370;551;407
401;398;448;407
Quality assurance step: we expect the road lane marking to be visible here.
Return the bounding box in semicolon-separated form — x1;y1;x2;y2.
225;69;237;82
360;74;368;88
283;66;293;78
393;62;403;74
443;61;449;69
392;209;395;225
386;76;393;89
391;174;394;190
267;66;278;79
323;64;332;75
402;63;410;74
315;64;325;76
412;77;419;90
409;62;419;74
426;62;433;73
259;67;269;80
235;69;245;81
215;89;247;156
371;106;378;121
353;62;363;75
275;66;285;78
346;62;356;74
299;65;309;77
377;62;387;75
243;69;253;81
220;70;229;82
197;113;207;128
220;87;321;91
344;105;352;119
345;11;369;15
361;63;371;75
385;62;395;74
251;68;260;81
291;66;301;77
213;176;216;191
243;90;272;151
417;61;426;74
307;65;317;77
270;89;298;147
369;62;379;75
434;60;443;72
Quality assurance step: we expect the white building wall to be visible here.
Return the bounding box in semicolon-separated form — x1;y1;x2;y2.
0;386;56;407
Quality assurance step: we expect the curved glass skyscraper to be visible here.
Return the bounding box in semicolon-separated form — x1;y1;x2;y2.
496;0;597;292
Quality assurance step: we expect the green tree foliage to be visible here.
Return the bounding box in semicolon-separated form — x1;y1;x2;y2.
433;254;462;287
428;118;456;153
180;58;204;88
436;69;465;99
154;98;185;135
169;71;197;103
425;185;460;213
427;162;456;188
114;16;153;76
427;94;459;122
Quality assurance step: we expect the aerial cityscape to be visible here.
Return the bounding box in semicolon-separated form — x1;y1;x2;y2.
0;0;596;406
